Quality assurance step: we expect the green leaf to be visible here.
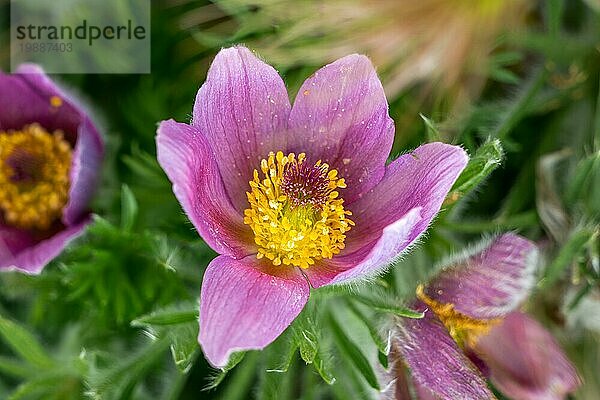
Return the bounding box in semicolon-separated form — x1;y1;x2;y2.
120;184;138;232
219;352;259;400
565;152;600;206
0;356;32;379
311;350;336;385
353;295;424;319
205;352;246;390
330;364;373;400
7;376;58;400
0;315;54;369
191;30;231;48
292;316;319;364
491;66;547;139
131;304;198;327
443;211;538;233
448;139;504;204
122;144;169;187
377;351;388;369
567;283;593;310
258;336;298;400
258;361;295;400
595;78;600;145
6;371;81;400
224;351;247;371
346;300;389;356
546;0;565;37
265;334;298;373
542;229;596;287
169;323;199;373
491;51;524;66
131;302;199;373
288;310;336;384
328;312;379;390
419;114;441;142
490;68;521;85
86;337;170;399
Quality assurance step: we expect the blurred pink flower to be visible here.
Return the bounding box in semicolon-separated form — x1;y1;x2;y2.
0;65;103;274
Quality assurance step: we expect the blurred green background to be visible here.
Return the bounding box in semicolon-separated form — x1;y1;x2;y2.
0;0;598;399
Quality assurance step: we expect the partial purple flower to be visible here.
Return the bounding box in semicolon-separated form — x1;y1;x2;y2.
477;312;580;400
389;234;581;399
156;46;468;368
0;65;104;274
390;306;495;399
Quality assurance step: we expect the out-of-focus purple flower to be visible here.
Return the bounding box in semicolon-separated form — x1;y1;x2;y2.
0;65;104;274
388;234;581;399
156;46;468;368
477;312;581;400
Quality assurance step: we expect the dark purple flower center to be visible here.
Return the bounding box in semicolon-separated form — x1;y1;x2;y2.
280;161;331;209
5;149;44;183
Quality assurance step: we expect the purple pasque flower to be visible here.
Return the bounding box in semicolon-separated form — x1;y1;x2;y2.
156;46;468;368
389;234;581;400
0;65;103;274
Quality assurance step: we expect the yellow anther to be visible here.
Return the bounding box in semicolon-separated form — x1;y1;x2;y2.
0;123;72;230
244;151;353;269
50;96;63;108
416;284;500;347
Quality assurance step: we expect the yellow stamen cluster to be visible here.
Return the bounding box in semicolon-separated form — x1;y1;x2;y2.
244;151;353;269
0;123;72;230
416;284;500;347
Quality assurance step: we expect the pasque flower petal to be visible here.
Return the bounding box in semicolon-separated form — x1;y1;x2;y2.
0;226;34;270
0;217;90;274
391;301;495;400
288;54;394;203
345;142;467;253
422;234;538;319
474;312;581;400
304;207;422;288
199;255;310;368
305;143;466;287
62;116;104;225
192;46;291;211
1;64;82;143
156;119;255;258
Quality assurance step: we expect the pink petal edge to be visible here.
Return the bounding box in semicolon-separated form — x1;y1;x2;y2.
192;46;292;212
156;119;255;259
346;142;468;253
199;255;310;368
288;54;394;203
0;217;91;274
305;207;422;288
475;312;581;400
391;301;495;400
423;233;538;320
